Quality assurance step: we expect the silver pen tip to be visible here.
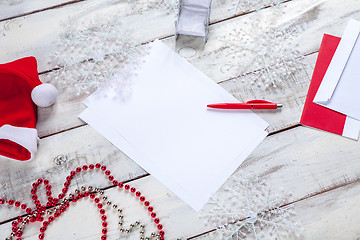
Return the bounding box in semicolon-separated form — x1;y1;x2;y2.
277;104;283;108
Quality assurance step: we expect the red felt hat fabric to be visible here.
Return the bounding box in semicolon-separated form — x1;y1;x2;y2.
0;57;43;161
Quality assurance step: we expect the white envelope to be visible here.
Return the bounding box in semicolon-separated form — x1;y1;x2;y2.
80;40;268;211
313;19;360;139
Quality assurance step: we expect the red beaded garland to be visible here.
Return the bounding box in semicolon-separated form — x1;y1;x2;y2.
0;163;165;240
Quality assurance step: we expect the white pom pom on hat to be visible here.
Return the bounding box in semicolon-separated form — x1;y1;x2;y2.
31;83;58;107
0;56;58;162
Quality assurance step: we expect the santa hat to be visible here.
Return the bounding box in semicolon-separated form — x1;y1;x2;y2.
0;57;57;161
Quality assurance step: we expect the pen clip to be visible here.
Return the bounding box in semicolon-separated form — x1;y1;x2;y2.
246;100;274;104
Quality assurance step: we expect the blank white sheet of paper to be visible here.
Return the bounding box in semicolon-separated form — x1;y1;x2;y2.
80;40;268;211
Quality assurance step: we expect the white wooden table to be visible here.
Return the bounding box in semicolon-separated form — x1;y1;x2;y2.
1;0;360;239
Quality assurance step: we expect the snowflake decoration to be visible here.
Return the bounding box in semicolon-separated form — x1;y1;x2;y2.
47;12;147;95
219;5;306;88
201;172;302;239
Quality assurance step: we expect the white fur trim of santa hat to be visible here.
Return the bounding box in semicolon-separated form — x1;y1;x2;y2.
0;124;38;161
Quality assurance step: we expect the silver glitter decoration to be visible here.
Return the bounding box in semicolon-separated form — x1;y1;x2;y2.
128;0;178;14
232;0;282;13
48;12;147;95
201;172;302;239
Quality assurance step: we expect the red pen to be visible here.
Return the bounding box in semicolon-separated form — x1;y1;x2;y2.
207;100;282;109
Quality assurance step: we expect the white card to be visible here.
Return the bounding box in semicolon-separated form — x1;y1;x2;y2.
314;19;360;122
80;40;268;211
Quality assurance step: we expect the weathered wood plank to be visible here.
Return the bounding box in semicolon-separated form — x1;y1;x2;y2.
0;0;78;22
0;0;284;70
1;125;360;238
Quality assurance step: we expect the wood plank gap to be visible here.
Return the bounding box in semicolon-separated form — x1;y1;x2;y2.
39;123;86;139
0;0;85;23
267;123;301;136
210;0;292;25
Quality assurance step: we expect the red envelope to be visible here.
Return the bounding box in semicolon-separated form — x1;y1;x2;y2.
300;34;359;139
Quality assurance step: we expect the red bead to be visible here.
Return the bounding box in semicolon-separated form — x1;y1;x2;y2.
21;204;26;209
151;212;156;218
12;221;17;227
66;176;71;181
17;217;23;222
130;187;136;193
49;216;54;222
95;163;101;168
101;235;106;240
46;185;52;190
37;178;43;184
148;206;153;212
15;201;20;207
76;167;81;172
12;226;17;232
0;199;4;204
102;221;107;227
154;218;160;224
70;171;76;176
84;192;89;197
108;175;114;181
102;228;107;234
64;181;70;187
32;182;38;188
100;209;105;214
44;179;49;185
160;237;164;240
15;231;22;237
43;221;49;226
89;164;95;169
82;165;88;170
118;182;124;188
144;201;150;206
90;194;96;199
31;188;36;194
54;211;60;217
113;180;118;186
101;166;106;171
58;193;64;199
124;185;130;190
62;188;68;193
140;196;145;201
136;191;141;197
101;215;107;221
159;230;165;236
94;198;100;203
98;203;103;209
40;227;46;232
26;208;32;213
157;224;163;230
105;170;110;175
46;191;52;196
39;233;44;239
9;200;14;205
